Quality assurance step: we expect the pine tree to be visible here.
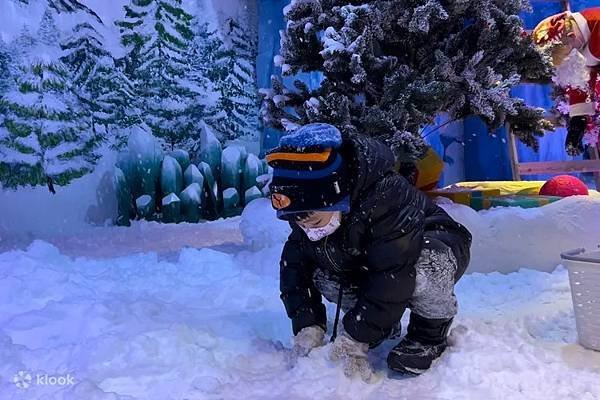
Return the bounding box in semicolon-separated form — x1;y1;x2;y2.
0;39;13;152
263;0;554;162
186;17;220;150
16;0;103;24
190;19;222;84
60;22;136;148
89;60;138;149
9;26;36;75
116;0;198;151
0;39;11;95
60;22;108;88
209;18;259;142
0;8;101;191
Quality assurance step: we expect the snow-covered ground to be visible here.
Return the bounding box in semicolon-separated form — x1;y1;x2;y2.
1;197;600;399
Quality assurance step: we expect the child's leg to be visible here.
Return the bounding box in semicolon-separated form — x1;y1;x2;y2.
312;268;358;312
312;269;404;342
387;237;461;374
409;237;459;320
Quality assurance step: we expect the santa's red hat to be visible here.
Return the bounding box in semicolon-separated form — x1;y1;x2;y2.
534;8;600;117
533;8;600;67
572;8;600;67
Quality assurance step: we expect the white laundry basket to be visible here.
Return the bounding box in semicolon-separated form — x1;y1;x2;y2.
561;248;600;351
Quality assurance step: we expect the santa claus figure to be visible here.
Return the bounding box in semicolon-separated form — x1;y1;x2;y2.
533;8;600;155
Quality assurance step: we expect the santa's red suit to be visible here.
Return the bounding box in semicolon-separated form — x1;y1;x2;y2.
568;8;600;117
533;8;600;154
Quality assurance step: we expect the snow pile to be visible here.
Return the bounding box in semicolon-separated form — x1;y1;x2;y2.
440;195;600;273
0;217;242;259
1;235;600;399
2;191;600;398
240;198;291;251
0;146;117;237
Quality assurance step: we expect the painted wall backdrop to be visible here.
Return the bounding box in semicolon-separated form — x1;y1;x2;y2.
0;0;259;236
2;0;597;238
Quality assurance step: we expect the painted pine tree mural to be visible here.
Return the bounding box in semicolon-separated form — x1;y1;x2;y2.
116;0;198;151
187;17;220;152
0;8;101;191
60;22;136;149
0;40;11;95
210;18;259;142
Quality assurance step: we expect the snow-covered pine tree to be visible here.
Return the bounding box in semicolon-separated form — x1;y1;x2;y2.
15;0;103;24
0;39;11;95
186;17;220;156
0;39;12;146
263;0;554;161
0;8;101;191
190;19;222;84
91;62;138;149
209;18;259;142
116;0;198;151
60;22;136;148
60;22;108;89
8;26;36;75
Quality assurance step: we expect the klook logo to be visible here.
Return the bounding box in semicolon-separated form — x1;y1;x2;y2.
13;371;32;389
13;371;75;390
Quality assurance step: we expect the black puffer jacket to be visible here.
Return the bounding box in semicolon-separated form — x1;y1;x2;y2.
279;133;472;345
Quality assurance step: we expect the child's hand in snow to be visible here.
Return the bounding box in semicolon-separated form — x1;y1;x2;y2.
292;325;325;357
329;332;375;383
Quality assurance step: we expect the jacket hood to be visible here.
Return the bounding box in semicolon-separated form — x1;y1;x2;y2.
341;133;396;203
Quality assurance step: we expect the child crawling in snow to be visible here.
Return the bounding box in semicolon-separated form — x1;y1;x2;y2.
266;123;472;380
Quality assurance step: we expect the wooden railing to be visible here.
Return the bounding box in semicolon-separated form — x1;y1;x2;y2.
507;123;600;188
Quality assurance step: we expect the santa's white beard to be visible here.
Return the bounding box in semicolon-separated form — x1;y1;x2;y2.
553;49;590;89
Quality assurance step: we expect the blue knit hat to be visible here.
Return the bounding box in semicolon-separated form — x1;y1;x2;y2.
266;124;350;220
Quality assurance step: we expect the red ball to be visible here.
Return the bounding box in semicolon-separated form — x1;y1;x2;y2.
539;175;589;197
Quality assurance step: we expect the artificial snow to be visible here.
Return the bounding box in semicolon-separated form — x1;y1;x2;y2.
135;194;152;209
161;192;180;206
240;197;290;251
278;123;343;149
440;194;600;273
1;197;600;399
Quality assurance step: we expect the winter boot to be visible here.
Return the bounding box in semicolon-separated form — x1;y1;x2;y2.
387;313;453;375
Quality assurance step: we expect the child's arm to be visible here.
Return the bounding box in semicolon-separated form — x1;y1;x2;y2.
343;175;426;346
280;224;327;335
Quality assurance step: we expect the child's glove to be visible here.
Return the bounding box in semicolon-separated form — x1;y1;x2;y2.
292;325;325;357
329;331;375;383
